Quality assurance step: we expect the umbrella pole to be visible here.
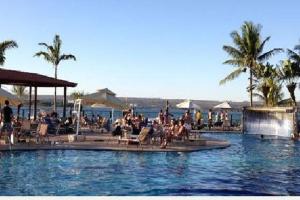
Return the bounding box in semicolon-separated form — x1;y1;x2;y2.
74;99;82;135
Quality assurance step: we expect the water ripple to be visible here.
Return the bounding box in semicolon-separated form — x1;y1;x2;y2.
0;134;300;195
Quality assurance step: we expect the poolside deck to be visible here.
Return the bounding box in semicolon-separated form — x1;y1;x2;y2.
191;130;242;134
0;133;230;152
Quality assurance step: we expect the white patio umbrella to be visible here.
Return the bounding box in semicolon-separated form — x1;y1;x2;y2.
213;101;232;109
176;99;201;110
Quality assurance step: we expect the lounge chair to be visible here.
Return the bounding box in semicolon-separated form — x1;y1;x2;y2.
118;127;151;146
18;120;37;143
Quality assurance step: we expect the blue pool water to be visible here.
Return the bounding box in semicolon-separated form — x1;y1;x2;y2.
0;133;300;196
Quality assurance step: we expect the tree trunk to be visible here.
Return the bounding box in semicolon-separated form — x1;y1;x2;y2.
287;83;296;106
262;85;270;106
54;65;57;111
250;69;253;107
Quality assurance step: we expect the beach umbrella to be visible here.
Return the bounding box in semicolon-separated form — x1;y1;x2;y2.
213;101;232;109
0;88;21;107
82;88;125;110
83;88;126;123
176;99;201;110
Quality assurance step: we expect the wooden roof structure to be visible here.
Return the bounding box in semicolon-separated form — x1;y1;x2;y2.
0;68;77;87
0;68;77;119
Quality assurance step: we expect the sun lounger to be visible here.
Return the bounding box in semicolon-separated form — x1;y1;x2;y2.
118;127;150;146
18;120;38;143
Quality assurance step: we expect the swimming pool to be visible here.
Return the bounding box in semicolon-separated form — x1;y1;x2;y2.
0;133;300;196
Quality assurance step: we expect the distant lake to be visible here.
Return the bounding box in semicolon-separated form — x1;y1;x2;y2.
13;106;242;126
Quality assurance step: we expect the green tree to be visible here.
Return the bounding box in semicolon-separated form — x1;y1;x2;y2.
0;40;18;66
277;60;300;106
254;63;283;106
220;21;283;106
34;35;76;111
11;85;27;99
287;41;300;65
70;90;85;100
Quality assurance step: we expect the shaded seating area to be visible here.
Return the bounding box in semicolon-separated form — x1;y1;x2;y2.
0;68;77;144
0;68;77;119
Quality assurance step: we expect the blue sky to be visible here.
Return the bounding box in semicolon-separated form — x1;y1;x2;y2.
1;0;300;101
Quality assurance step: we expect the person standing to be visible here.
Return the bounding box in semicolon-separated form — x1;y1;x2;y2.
208;109;213;130
0;100;13;142
158;109;164;125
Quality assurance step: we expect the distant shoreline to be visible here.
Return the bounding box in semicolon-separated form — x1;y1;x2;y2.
16;94;258;111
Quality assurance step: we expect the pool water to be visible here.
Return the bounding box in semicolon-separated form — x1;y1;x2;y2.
0;133;300;196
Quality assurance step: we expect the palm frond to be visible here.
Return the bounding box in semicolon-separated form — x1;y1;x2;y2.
59;54;76;62
0;40;18;50
230;31;245;50
11;86;27;99
219;67;245;85
294;44;300;52
287;49;300;63
222;45;243;59
257;48;283;62
257;36;270;55
253;93;264;100
0;40;18;65
34;51;53;63
223;59;245;67
53;35;62;61
38;42;51;49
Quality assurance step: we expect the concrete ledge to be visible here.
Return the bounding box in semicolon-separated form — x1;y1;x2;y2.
0;137;230;152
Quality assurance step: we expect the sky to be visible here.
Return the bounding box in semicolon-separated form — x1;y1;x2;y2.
1;0;300;101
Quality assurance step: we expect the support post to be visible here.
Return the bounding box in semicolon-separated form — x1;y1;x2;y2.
34;86;37;120
63;86;67;118
28;86;32;120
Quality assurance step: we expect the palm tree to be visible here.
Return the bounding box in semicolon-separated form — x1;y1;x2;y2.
11;85;27;99
254;63;283;106
287;41;300;65
34;35;76;111
220;21;283;106
70;90;85;101
277;60;300;106
0;40;18;66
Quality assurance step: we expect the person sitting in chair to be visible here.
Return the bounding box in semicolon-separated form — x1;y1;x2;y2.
176;120;188;140
112;122;122;136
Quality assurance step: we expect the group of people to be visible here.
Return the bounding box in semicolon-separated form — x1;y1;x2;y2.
207;109;230;130
111;109;192;148
157;109;195;148
0;100;76;142
112;109;149;136
0;100;232;146
81;114;110;131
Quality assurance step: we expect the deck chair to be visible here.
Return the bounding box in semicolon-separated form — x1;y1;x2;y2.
18;120;36;143
137;127;151;144
20;120;32;135
118;127;151;146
